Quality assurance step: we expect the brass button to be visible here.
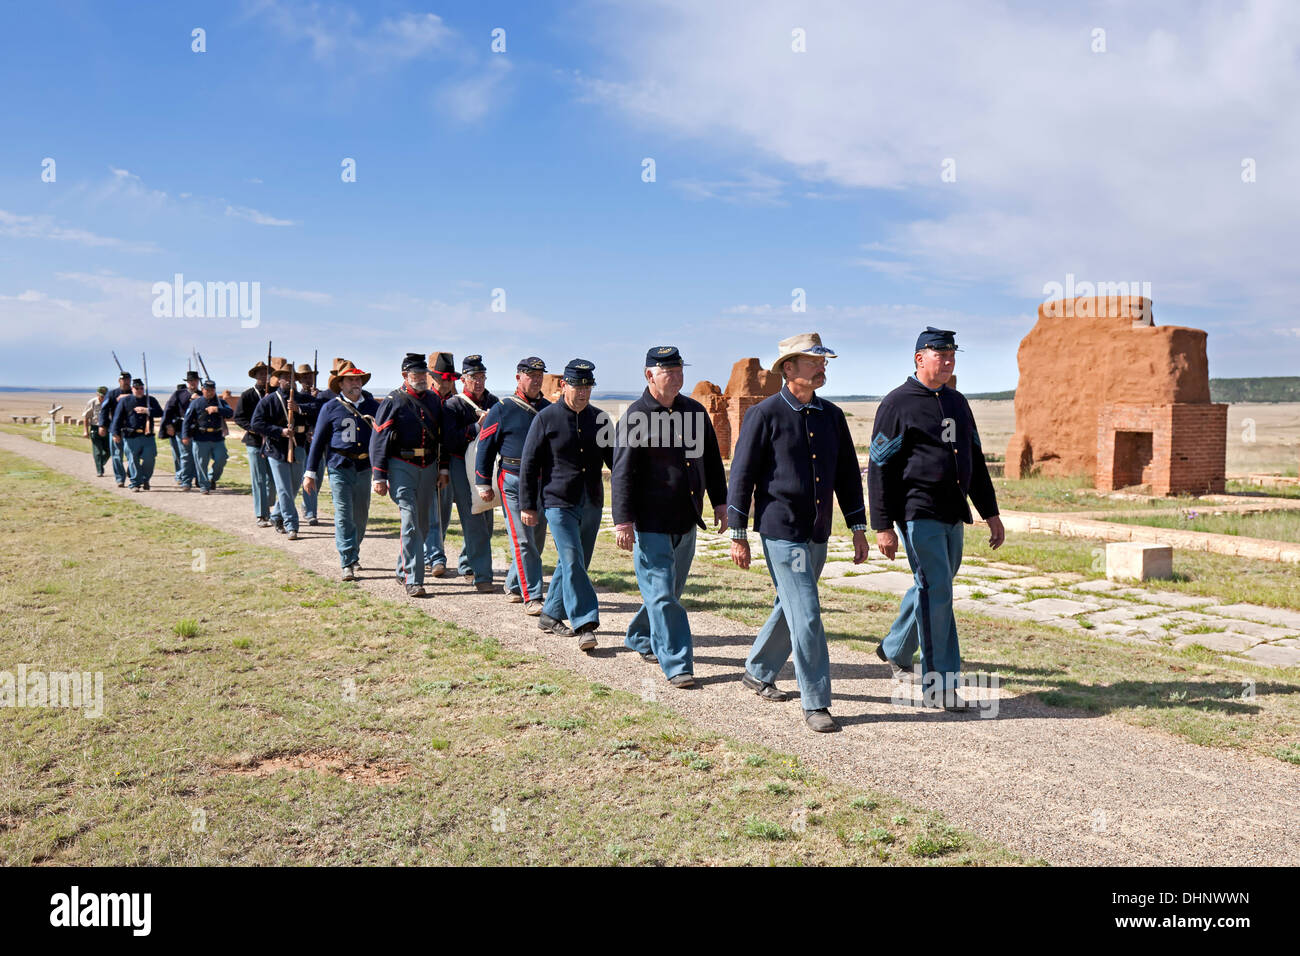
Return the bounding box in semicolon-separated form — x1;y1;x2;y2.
815;476;820;482
812;454;816;459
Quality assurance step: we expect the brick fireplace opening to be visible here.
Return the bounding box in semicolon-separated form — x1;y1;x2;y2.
1112;430;1154;488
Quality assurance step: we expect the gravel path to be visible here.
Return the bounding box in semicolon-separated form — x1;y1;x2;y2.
6;431;1298;866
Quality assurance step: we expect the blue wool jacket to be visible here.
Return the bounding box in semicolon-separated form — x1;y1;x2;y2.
181;396;233;442
249;387;320;463
475;391;550;484
305;394;380;478
519;399;615;512
368;385;453;480
866;376;999;530
445;389;500;460
727;385;866;544
110;393;164;438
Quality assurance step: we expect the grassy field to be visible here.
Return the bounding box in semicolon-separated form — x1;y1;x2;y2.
1102;509;1300;545
0;449;1019;866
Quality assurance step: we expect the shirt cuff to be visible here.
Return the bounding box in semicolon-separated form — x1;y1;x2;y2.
304;470;318;482
728;527;748;541
849;523;868;533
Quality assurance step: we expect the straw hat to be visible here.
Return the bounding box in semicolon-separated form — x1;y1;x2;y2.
770;332;837;375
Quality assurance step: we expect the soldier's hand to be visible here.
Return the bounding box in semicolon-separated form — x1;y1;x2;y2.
852;529;870;564
281;427;293;438
730;539;751;569
134;405;148;415
302;476;317;496
713;505;728;535
437;471;449;490
876;529;898;561
986;515;1005;550
97;426;106;437
521;509;539;527
182;437;190;446
477;486;495;504
166;424;175;436
205;405;218;414
614;522;634;552
373;480;388;497
287;397;299;414
113;434;122;444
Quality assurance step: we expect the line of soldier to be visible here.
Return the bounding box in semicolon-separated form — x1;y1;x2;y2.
90;327;1002;733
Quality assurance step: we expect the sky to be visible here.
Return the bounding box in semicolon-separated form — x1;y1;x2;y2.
2;0;1298;395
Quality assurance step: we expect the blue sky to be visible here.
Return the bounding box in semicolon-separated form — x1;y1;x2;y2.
2;0;1298;394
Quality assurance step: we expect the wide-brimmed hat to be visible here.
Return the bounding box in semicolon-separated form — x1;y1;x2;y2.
329;356;351;373
770;332;837;374
328;363;372;392
294;363;315;376
248;361;271;378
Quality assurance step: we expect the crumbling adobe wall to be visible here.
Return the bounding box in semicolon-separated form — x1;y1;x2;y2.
692;358;781;457
1005;297;1211;479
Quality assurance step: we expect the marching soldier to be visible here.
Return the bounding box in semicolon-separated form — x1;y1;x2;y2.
236;361;277;528
294;363;323;524
83;386;110;477
369;353;453;598
181;378;234;494
316;357;376;404
422;352;460;577
519;359;613;650
250;360;319;540
475;356;551;614
304;364;378;581
728;333;869;733
868;327;1004;710
611;346;728;688
110;378;164;491
161;371;200;489
443;354;499;591
99;370;133;487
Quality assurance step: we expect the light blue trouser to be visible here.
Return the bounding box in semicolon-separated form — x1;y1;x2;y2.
499;471;547;602
190;440;227;491
328;464;371;569
423;481;453;568
625;528;697;679
389;459;436;586
123;435;157;487
109;432;126;482
542;492;602;629
880;518;965;694
247;446;275;520
268;456;305;532
448;460;493;579
169;434;194;485
746;537;832;711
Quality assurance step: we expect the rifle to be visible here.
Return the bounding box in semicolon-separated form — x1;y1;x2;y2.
285;358;296;464
266;340;273;397
195;351;212;382
141;352;153;435
313;349;318;395
111;350;124;375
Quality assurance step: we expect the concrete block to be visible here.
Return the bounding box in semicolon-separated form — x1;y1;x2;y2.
1105;542;1173;581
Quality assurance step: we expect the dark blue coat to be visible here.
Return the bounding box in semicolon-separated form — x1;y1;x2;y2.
475;392;550;484
110;393;164;438
235;385;269;448
161;387;195;437
445;389;500;460
249;387;320;463
866;376;999;530
519;400;614;512
181;396;233;442
727;385;866;544
305;394;380;477
99;385;130;429
610;388;727;534
368;385;453;480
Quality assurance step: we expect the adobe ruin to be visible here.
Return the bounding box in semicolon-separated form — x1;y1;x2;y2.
692;358;781;458
1005;296;1226;495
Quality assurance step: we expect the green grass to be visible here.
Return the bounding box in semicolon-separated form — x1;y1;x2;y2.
1102;509;1300;545
0;447;1015;866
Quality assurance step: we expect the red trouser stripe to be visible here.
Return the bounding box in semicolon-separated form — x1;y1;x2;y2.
498;468;530;602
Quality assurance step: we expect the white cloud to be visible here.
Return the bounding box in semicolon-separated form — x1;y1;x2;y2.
675;171;785;205
269;286;332;305
246;1;453;66
0;208;158;253
225;205;297;227
582;0;1300;326
436;57;513;123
